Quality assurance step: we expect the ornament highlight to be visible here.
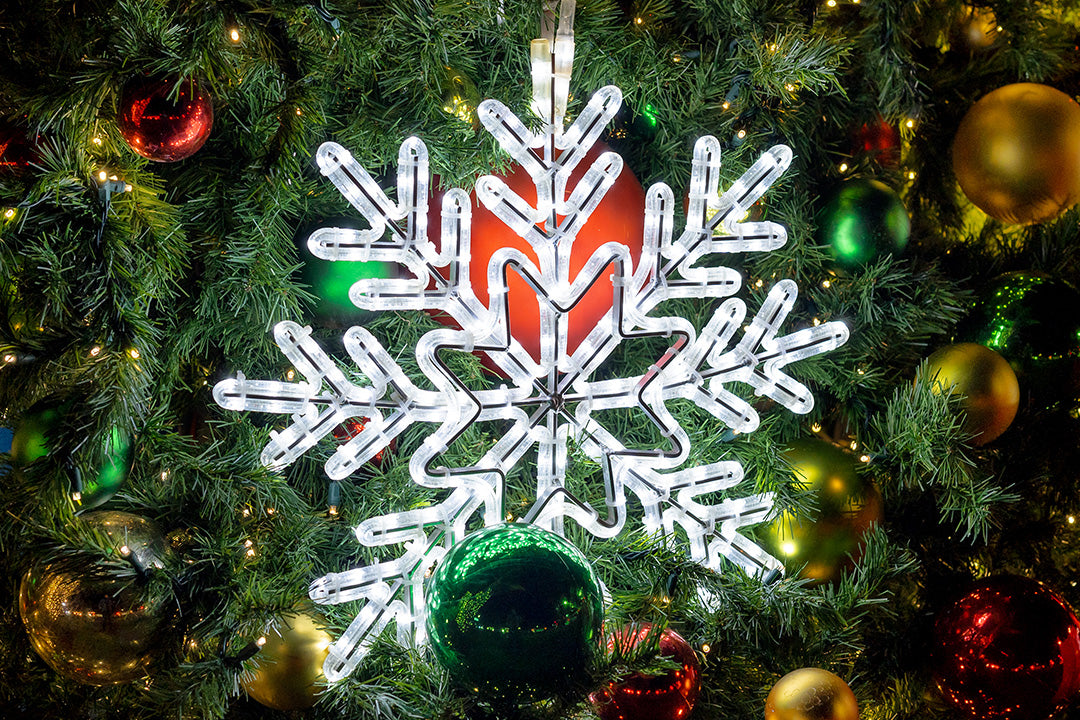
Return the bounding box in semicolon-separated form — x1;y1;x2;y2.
932;575;1080;720
926;343;1019;445
592;624;701;720
19;511;171;685
117;75;213;162
816;178;909;270
242;611;332;710
764;668;858;720
952;83;1080;224
762;438;882;584
424;523;604;702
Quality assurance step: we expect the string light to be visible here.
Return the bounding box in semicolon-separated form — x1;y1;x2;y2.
838;162;848;173
229;27;241;43
256;636;267;647
90;346;102;357
811;422;822;432
97;170;107;183
821;279;831;289
701;643;711;653
128;348;140;360
92;137;103;145
860;454;870;463
4;208;16;220
907;170;916;180
2;353;16;364
1069;515;1076;525
905;118;915;129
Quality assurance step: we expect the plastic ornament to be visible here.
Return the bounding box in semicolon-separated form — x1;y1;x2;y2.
435;65;481;127
952;5;998;51
0;122;39;175
591;624;701;720
952;83;1080;225
764;668;858;720
816;179;910;270
297;224;398;326
117;75;213;162
849;116;901;166
425;523;604;702
242;611;332;711
762;438;882;584
957;272;1080;398
12;401;134;510
19;511;171;685
932;575;1080;720
332;416;393;464
926;343;1019;445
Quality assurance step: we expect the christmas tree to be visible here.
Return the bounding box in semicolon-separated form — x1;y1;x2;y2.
4;1;1080;719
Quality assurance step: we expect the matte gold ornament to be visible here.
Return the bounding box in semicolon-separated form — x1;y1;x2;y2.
19;511;171;685
764;668;859;720
926;343;1019;445
952;83;1080;224
242;611;332;710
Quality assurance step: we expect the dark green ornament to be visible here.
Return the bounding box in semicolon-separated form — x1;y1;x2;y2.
816;179;910;270
956;272;1080;398
297;231;397;326
425;523;604;703
12;401;134;510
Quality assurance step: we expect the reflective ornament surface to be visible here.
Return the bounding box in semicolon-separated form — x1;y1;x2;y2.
816;179;909;270
0;123;39;175
242;611;332;711
762;439;882;584
117;75;213;162
297;221;398;326
764;668;859;720
926;343;1019;445
952;83;1080;224
592;624;701;720
849;116;901;166
19;511;170;685
932;575;1080;720
425;523;604;702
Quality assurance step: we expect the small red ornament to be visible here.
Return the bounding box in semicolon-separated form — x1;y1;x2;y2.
850;116;901;166
0;123;40;174
932;575;1080;720
591;624;701;720
332;417;393;463
430;143;645;366
117;75;213;162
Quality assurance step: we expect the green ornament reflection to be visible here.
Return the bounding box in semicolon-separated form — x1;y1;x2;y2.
425;523;604;703
298;230;397;326
817;179;909;270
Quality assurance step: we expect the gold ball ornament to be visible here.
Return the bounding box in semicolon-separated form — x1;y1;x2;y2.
18;511;171;685
952;83;1080;224
765;668;859;720
926;343;1019;445
242;611;332;710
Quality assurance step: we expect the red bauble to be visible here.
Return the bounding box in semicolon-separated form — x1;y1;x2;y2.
850;116;901;166
431;143;645;365
932;575;1080;720
332;417;394;464
0;123;39;174
591;625;701;720
117;75;213;162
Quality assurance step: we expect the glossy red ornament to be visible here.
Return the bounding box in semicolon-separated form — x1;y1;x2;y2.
850;116;901;166
931;575;1080;720
430;143;644;365
591;625;701;720
0;123;39;174
117;75;213;162
332;417;393;463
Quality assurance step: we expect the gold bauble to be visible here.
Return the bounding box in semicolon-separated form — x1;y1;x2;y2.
19;511;171;685
952;83;1080;224
764;668;859;720
242;611;332;710
926;343;1019;445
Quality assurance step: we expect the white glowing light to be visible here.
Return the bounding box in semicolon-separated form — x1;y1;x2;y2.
214;1;848;683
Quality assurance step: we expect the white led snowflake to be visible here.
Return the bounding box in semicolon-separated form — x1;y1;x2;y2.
214;1;848;682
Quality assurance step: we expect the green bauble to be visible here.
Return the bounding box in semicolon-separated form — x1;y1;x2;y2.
12;401;134;510
19;511;171;685
957;272;1080;399
425;523;604;703
297;228;397;326
816;179;910;270
762;439;882;584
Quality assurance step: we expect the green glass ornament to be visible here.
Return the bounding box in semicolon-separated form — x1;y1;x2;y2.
297;229;398;326
816;179;910;270
957;272;1080;399
761;439;882;584
12;401;134;510
425;523;604;703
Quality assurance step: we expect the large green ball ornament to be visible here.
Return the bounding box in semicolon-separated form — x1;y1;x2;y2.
957;272;1080;399
425;523;605;702
762;439;882;584
19;511;171;685
952;83;1080;225
816;179;910;270
12;401;134;510
242;611;332;710
926;343;1019;446
297;226;398;326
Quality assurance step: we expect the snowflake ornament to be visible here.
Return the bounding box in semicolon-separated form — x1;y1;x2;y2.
214;1;849;682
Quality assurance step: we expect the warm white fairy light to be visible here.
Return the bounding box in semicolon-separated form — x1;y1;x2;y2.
214;0;848;683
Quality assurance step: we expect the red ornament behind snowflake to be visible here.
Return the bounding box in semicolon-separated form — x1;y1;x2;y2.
591;624;701;720
431;143;644;365
117;75;213;162
332;418;393;464
850;116;901;166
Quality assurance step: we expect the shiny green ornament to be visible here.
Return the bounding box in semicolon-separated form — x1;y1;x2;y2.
12;401;134;510
957;272;1080;398
816;179;910;270
425;523;604;703
297;230;397;326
